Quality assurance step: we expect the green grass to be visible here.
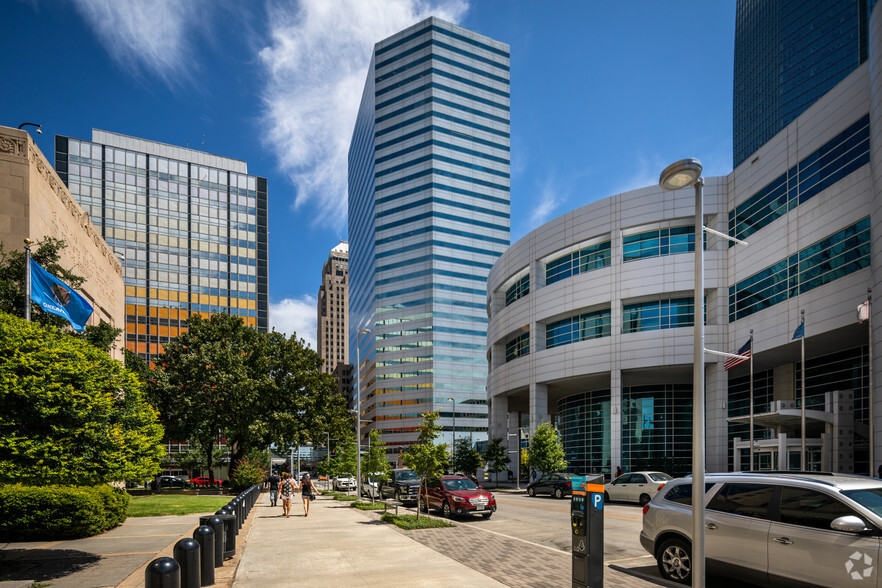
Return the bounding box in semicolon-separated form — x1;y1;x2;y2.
380;513;455;529
333;494;357;502
350;501;387;510
127;494;232;517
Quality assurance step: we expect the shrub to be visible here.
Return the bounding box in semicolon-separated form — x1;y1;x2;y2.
380;513;455;530
229;455;265;491
0;484;130;540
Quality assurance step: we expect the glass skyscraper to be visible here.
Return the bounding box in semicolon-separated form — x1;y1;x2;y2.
348;18;510;458
56;130;268;363
733;0;874;167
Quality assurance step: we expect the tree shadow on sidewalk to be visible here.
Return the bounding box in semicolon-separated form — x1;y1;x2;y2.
0;548;101;582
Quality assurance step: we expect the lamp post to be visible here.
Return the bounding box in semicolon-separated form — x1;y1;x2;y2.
659;158;706;588
323;431;330;490
355;327;370;503
447;397;456;470
17;122;41;135
507;431;520;490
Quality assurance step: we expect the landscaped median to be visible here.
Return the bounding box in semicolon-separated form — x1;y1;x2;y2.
380;513;455;530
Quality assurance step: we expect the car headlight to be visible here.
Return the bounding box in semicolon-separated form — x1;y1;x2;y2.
452;495;466;502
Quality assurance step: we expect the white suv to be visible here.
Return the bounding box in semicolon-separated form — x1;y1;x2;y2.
641;472;882;586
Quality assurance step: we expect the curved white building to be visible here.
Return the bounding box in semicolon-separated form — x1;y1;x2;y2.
487;8;882;477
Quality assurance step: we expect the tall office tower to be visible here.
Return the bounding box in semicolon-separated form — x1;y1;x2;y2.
55;130;269;363
733;0;875;167
317;241;350;374
348;17;510;459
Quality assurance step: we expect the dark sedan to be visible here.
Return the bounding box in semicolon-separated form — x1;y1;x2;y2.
151;475;188;490
526;473;573;498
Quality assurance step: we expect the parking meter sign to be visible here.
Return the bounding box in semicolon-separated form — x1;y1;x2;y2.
593;492;603;511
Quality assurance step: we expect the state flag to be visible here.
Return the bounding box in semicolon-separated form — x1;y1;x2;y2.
29;258;93;332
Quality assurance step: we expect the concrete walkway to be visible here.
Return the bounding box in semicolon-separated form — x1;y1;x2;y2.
233;497;507;587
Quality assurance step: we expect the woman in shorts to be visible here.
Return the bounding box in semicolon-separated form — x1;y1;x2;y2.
300;473;317;517
279;473;297;518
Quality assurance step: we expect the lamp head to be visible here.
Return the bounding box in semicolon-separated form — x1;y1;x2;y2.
36;127;42;135
659;158;703;191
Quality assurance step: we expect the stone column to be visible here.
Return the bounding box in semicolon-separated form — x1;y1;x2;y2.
530;382;549;433
610;369;622;477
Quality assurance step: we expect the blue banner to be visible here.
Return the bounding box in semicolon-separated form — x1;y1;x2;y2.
29;258;93;332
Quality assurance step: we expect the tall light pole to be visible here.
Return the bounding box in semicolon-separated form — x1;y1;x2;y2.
447;397;456;469
355;327;370;503
323;431;330;490
660;158;706;588
507;431;520;490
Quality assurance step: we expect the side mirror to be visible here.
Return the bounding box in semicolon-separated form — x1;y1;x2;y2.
830;515;872;533
433;487;441;492
478;485;483;489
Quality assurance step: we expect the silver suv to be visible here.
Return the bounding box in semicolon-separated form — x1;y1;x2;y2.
640;472;882;586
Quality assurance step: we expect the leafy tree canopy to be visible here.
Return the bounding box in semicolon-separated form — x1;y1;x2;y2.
482;436;510;475
527;422;567;476
402;412;448;519
451;437;483;476
0;311;164;484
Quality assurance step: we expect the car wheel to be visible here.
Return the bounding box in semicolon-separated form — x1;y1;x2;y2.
554;487;563;499
657;537;692;584
528;487;536;497
482;512;492;519
639;493;651;506
419;497;428;512
442;501;452;518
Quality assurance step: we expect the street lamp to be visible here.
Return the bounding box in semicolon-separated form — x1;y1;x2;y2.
659;158;706;587
355;327;370;503
507;432;520;490
17;122;41;135
323;431;330;490
447;397;456;469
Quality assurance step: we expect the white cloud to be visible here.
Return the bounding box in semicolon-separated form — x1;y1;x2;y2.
528;174;563;230
270;295;318;350
258;0;469;234
68;0;217;84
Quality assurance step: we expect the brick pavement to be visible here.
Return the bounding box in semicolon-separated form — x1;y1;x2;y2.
357;508;671;588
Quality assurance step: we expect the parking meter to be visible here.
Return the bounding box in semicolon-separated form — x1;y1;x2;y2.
571;475;603;587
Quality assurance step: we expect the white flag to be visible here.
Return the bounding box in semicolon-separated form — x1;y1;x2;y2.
858;300;870;323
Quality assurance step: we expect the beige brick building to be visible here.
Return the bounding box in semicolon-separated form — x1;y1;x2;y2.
0;126;124;358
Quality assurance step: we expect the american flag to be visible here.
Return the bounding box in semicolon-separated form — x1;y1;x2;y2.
724;339;751;370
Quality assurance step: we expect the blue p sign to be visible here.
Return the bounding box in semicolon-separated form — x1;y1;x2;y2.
592;492;603;511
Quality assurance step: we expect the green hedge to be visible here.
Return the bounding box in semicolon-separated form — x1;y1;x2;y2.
0;484;130;540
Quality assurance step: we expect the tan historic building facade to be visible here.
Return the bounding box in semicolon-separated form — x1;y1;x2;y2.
0;126;124;358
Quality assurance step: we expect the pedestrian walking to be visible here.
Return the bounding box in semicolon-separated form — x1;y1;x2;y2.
615;465;624;478
268;471;280;507
279;473;297;518
300;473;317;517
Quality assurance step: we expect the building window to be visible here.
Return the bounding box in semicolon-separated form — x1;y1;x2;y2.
622;298;695;334
729;114;870;243
729;217;870;321
505;274;530;306
546;308;611;349
546;241;611;285
620;384;693;476
505;332;530;362
622;227;694;263
558;389;611;476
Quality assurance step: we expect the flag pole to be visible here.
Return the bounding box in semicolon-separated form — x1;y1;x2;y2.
868;288;873;475
24;238;32;322
800;309;806;471
749;329;754;471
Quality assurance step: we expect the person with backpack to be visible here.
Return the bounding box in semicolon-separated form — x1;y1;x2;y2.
300;473;317;517
279;473;298;518
268;471;280;507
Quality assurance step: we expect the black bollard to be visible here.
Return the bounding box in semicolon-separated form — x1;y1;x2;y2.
220;505;238;535
214;510;236;558
145;556;180;588
173;538;201;588
192;525;215;586
199;515;224;568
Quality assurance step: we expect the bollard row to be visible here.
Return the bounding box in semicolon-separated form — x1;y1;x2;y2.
146;484;262;587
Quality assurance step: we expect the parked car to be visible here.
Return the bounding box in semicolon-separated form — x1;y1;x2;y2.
189;476;215;487
604;471;672;505
527;473;574;498
333;473;356;491
361;474;382;499
150;475;188;490
420;475;496;518
641;472;882;585
380;468;421;504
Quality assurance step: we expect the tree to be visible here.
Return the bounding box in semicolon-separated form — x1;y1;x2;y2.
402;412;448;520
0;311;164;484
482;436;510;480
527;422;567;477
0;238;122;352
452;437;483;477
362;429;392;503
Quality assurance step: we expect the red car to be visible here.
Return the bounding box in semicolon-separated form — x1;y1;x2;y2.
420;475;496;519
189;476;214;487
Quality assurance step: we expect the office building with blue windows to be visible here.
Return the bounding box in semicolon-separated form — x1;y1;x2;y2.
488;5;882;478
348;18;510;459
733;0;875;167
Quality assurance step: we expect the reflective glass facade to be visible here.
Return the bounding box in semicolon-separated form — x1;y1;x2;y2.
545;241;610;285
622;297;694;334
348;18;510;454
733;0;871;167
622;227;693;262
546;309;611;349
558;390;611;475
55;131;268;363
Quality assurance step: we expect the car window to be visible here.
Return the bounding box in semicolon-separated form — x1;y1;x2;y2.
444;478;478;491
632;474;647;483
780;487;856;530
663;482;718;506
397;471;419;481
707;483;773;520
648;473;673;482
841;487;882;518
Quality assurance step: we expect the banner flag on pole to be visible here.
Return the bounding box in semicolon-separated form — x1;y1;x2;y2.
724;339;751;370
792;322;805;340
29;258;93;332
858;300;870;323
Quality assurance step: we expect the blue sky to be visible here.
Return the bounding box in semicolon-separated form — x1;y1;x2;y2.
2;0;735;349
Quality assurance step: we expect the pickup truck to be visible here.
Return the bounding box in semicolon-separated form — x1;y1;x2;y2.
379;468;421;504
333;473;356;491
